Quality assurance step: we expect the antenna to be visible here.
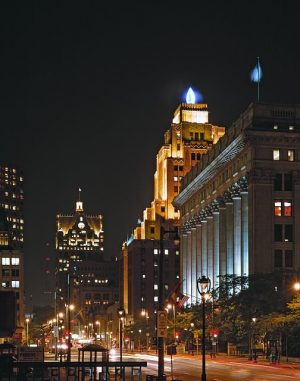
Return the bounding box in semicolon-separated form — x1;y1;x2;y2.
78;188;81;201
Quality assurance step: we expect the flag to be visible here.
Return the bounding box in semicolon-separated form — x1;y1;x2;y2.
176;291;189;308
250;60;262;83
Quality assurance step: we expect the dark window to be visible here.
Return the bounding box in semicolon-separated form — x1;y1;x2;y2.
177;144;180;151
190;132;193;140
284;224;293;242
274;174;282;191
274;250;283;267
191;153;196;161
284;173;292;191
179;166;183;171
174;165;178;171
174;186;178;193
11;269;19;277
274;224;282;242
161;206;165;213
285;250;293;267
2;269;10;277
150;227;155;234
196;153;201;160
200;132;204;140
195;132;199;140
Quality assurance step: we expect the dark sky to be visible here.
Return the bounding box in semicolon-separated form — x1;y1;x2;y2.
1;2;299;307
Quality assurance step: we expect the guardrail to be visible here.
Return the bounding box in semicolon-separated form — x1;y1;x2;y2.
0;360;147;381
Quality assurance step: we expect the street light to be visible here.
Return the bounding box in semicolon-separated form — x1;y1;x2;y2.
95;321;100;339
118;308;125;378
197;275;211;381
158;225;180;381
25;318;30;346
294;282;300;291
167;303;176;343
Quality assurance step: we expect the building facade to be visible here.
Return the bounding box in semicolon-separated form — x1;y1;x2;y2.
55;192;118;337
174;102;300;303
120;89;225;322
0;164;25;343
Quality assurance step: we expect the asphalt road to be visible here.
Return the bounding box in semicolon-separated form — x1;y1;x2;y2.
45;350;300;380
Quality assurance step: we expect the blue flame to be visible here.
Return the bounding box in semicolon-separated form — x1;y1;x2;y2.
183;87;203;104
186;87;196;104
250;62;263;82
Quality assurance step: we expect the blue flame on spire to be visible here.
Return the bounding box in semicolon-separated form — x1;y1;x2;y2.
186;87;196;104
182;87;203;104
250;62;263;83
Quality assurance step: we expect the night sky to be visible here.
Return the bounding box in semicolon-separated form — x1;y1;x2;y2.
1;2;299;307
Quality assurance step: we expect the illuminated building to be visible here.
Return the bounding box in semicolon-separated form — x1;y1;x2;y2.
174;102;300;303
0;165;24;249
55;191;118;329
120;89;225;321
0;163;25;342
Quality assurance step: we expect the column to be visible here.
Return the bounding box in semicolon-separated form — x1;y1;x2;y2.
233;196;242;276
226;201;234;274
213;211;220;289
241;192;249;276
181;234;188;296
207;216;214;286
191;228;197;304
196;224;202;304
186;231;192;302
219;205;227;276
201;219;208;276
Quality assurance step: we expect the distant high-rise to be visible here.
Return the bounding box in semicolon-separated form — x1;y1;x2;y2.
55;191;117;335
0;164;25;343
0;165;24;249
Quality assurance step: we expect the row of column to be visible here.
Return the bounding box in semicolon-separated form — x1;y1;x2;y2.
182;191;249;304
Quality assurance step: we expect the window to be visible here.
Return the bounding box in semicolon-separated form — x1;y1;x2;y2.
285;250;293;267
174;186;178;193
274;174;282;191
176;250;180;256
284;201;292;216
161;206;165;213
284;225;293;242
274;201;282;216
196;153;201;160
164;249;169;255
177;144;180;151
154;296;158;302
200;133;204;140
11;258;19;265
2;269;10;277
191;153;195;161
12;281;19;288
11;269;19;277
288;150;295;162
274;250;283;267
195;132;199;140
150;227;155;234
190;132;194;140
273;149;280;160
174;176;178;181
274;224;282;242
1;258;10;265
174;165;178;171
153;249;158;255
284;173;292;191
179;166;183;172
154;284;158;290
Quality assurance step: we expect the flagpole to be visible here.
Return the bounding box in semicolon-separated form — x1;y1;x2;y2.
257;56;260;102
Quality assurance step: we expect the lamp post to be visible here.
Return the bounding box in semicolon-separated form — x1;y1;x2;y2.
118;308;125;378
197;275;211;381
167;303;176;343
96;321;100;340
25;318;30;346
158;226;180;381
67;304;74;362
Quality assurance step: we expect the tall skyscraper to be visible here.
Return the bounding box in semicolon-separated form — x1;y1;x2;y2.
0;164;25;343
55;191;118;335
174;102;300;302
120;89;225;322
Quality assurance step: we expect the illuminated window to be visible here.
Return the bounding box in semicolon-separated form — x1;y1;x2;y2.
288;150;295;162
11;258;19;265
164;249;168;255
154;284;158;290
12;281;20;288
154;296;158;302
274;201;282;216
273;149;280;160
273;125;278;130
176;250;179;256
2;258;10;265
174;176;178;181
284;201;292;216
142;274;146;278
289;125;294;130
153;249;158;255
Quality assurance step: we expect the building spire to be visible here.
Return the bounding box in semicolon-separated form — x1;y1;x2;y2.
76;188;83;212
